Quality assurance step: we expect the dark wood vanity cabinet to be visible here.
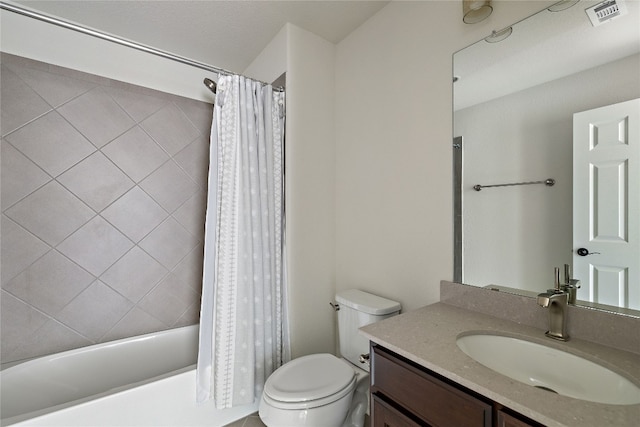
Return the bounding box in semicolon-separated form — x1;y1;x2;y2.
370;344;542;427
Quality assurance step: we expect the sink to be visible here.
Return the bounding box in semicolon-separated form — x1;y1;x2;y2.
456;333;640;405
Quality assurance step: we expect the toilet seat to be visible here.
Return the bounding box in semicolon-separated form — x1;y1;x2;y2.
263;353;357;410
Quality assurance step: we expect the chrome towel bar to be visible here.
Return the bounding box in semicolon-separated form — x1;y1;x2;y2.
473;178;555;191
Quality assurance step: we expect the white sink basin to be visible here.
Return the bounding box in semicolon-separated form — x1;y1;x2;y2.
456;333;640;405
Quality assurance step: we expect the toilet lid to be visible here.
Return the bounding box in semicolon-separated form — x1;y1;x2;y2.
264;353;356;403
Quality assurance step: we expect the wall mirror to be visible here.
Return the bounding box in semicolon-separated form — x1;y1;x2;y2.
453;0;639;315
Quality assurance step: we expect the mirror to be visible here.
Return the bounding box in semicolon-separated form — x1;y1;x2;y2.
453;0;639;315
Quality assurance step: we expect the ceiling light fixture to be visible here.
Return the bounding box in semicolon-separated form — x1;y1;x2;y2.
484;26;513;43
547;0;580;12
463;0;493;24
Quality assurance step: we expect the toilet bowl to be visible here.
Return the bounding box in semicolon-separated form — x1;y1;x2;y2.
258;290;401;427
259;354;368;427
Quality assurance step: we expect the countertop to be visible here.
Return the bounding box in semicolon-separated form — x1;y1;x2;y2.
359;302;640;427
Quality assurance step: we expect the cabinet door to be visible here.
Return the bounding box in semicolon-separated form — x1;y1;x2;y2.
496;409;537;427
372;395;424;427
371;346;492;427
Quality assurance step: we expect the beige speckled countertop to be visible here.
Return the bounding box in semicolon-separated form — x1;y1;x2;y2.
360;303;640;427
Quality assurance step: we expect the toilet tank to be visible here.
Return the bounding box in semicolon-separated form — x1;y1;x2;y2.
335;289;401;371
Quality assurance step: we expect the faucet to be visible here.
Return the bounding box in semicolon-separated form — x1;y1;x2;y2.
561;263;581;304
537;267;570;341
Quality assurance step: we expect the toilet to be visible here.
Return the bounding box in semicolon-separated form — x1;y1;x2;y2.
259;289;401;427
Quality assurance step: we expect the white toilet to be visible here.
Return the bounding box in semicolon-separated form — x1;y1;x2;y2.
259;289;401;427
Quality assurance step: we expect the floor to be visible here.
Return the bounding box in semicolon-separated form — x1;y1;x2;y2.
225;413;371;427
225;413;266;427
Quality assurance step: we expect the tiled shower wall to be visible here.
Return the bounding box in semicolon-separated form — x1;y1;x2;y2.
1;53;212;365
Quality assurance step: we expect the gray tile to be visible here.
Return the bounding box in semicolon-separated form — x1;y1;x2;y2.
139;160;199;213
0;290;49;362
139;217;198;270
58;280;133;341
172;191;207;237
1;53;50;72
100;307;166;343
173;302;200;327
174;135;210;185
58;151;134;212
100;247;167;303
172;243;204;294
106;85;168;122
5;181;95;246
173;97;213;133
141;103;200;156
14;66;96;107
7;319;93;362
102;126;169;182
1;215;49;285
57;216;133;276
57;87;134;148
138;272;200;326
5;250;94;316
5;111;95;177
1;140;51;209
101;186;168;242
0;65;51;136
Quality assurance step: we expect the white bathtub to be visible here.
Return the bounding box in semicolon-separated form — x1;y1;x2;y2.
0;325;258;426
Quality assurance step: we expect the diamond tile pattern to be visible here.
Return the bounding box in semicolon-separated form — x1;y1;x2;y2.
1;216;49;286
7;63;96;107
5;111;96;177
1;140;51;209
1;53;212;364
4;250;94;316
141;103;201;155
0;65;52;136
101;247;168;303
58;216;134;277
58;152;134;212
102;126;169;182
5;181;95;246
140;217;199;270
140;160;200;213
101;187;168;242
58;87;135;148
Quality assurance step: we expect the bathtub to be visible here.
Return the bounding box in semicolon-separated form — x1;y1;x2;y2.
0;325;258;426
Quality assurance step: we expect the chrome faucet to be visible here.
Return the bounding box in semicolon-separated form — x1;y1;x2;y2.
537;267;570;341
561;263;580;304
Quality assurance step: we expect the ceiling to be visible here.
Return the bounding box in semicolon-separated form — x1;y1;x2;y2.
9;0;390;74
454;0;640;110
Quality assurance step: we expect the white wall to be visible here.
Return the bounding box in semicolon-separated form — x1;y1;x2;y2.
284;24;337;357
0;9;216;102
457;54;640;293
334;1;554;311
244;24;338;358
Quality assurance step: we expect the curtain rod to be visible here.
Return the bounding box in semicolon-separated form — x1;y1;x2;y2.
0;1;282;90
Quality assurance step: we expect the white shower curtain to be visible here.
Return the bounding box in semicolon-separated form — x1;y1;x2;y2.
197;74;289;408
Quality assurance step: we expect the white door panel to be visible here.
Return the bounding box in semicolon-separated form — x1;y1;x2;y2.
573;98;639;309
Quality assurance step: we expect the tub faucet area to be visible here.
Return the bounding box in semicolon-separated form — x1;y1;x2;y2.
537;267;570;341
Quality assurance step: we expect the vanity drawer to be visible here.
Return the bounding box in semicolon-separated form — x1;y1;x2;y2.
372;395;424;427
371;345;492;427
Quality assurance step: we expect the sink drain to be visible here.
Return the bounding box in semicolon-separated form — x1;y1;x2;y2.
534;385;558;394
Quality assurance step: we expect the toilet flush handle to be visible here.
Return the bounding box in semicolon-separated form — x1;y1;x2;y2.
329;302;340;311
359;353;370;366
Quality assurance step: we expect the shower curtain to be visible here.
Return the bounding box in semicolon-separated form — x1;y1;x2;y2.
196;74;289;408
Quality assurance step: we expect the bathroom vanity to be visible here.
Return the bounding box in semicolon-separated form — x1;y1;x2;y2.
360;283;640;427
370;344;540;426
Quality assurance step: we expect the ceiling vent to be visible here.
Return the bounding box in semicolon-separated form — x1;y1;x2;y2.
585;0;628;26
